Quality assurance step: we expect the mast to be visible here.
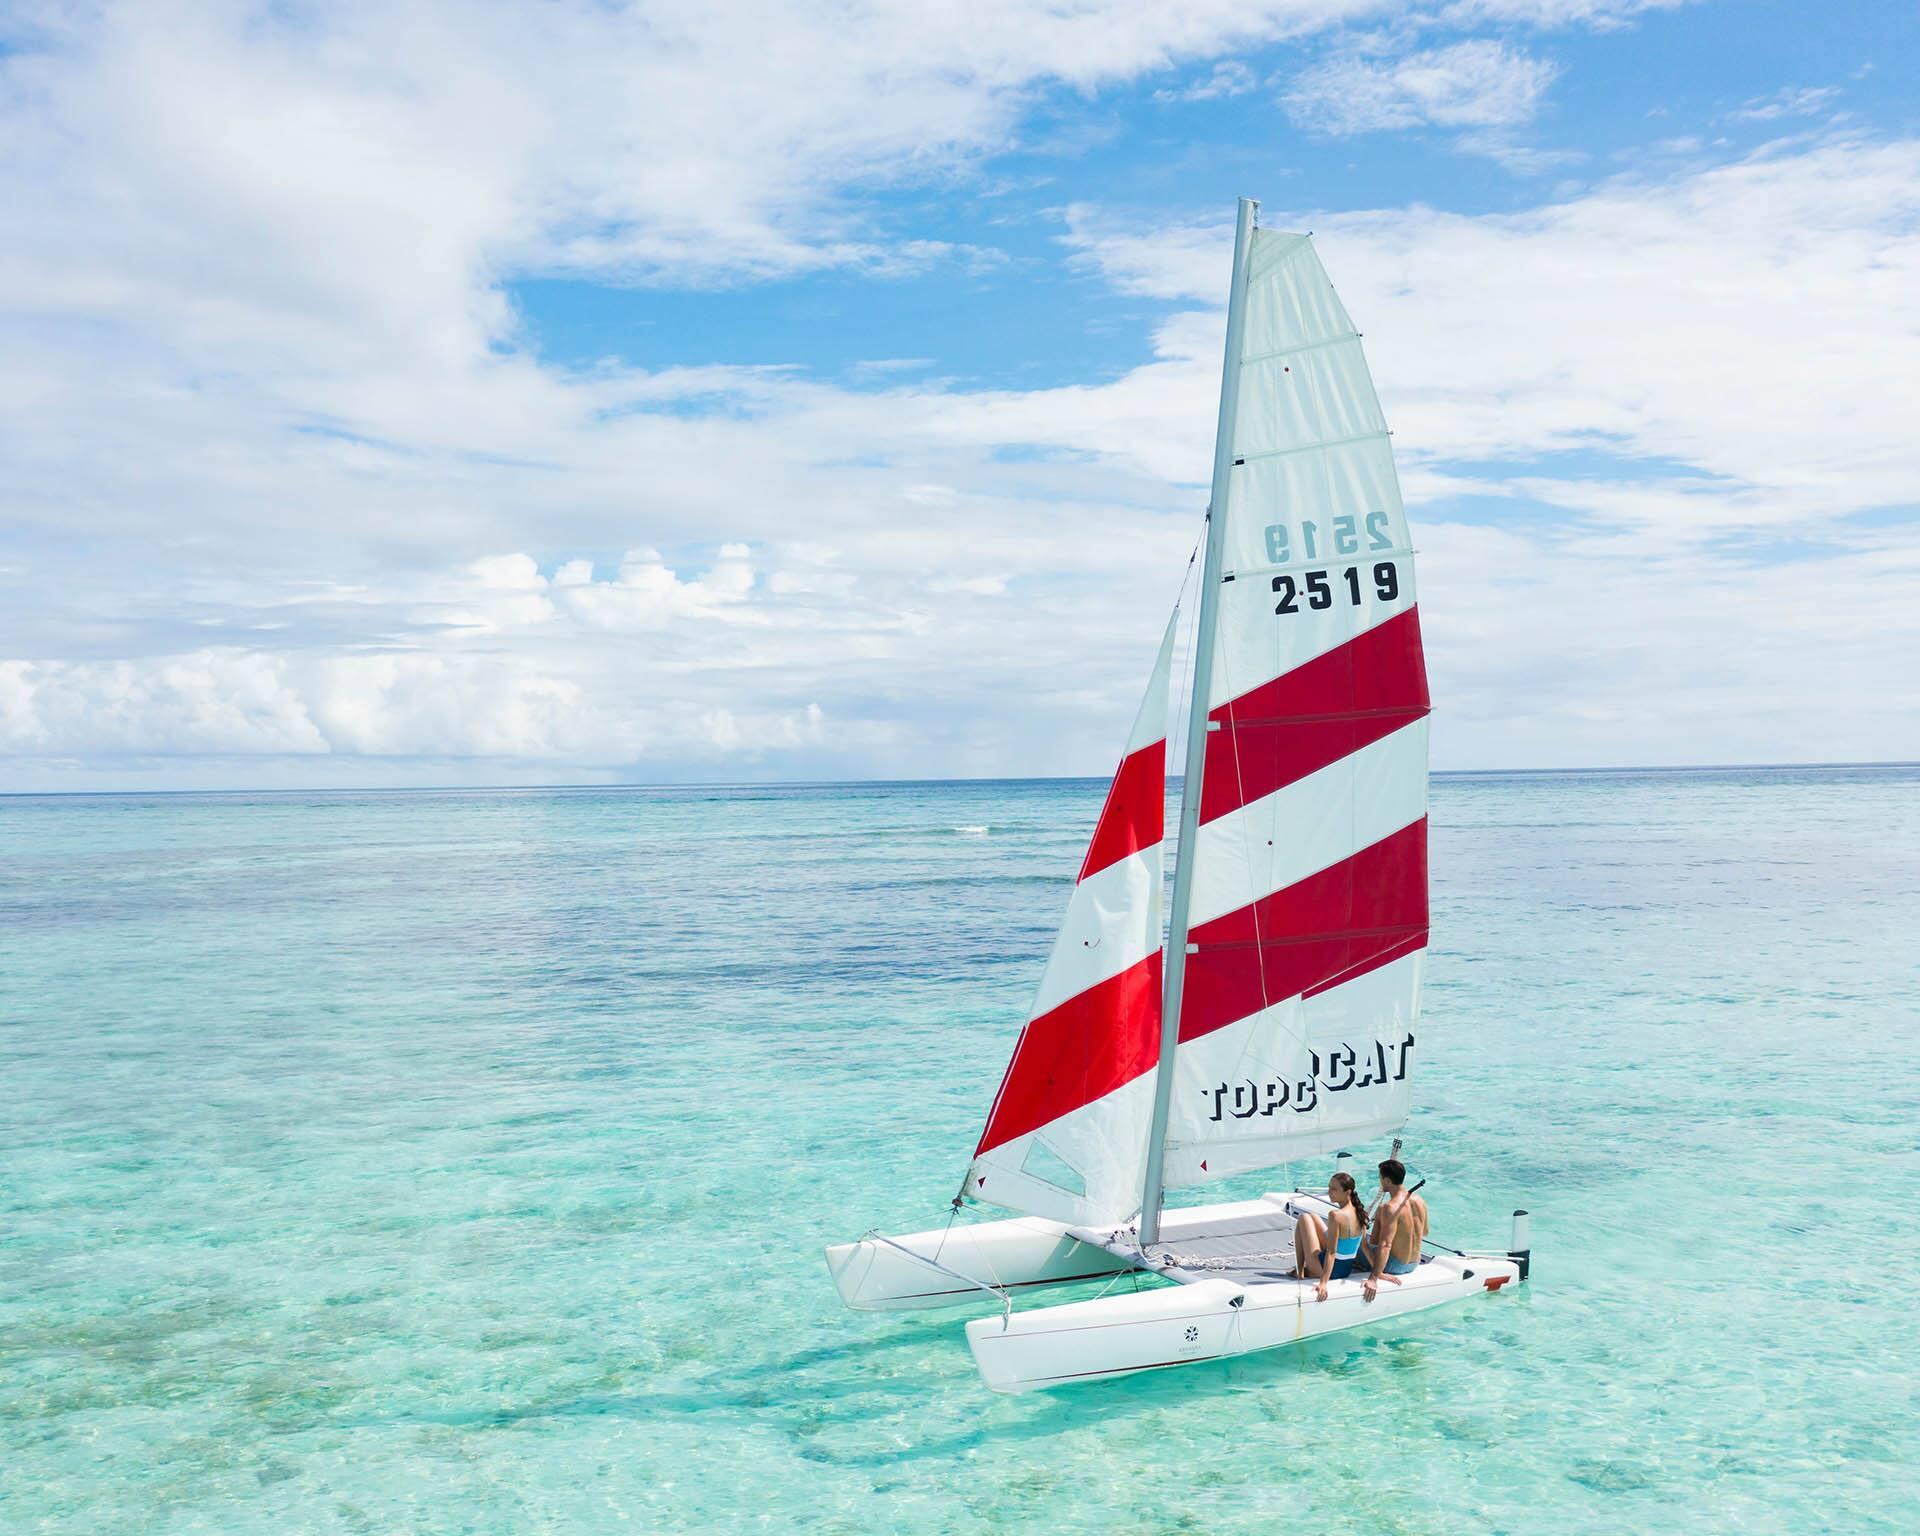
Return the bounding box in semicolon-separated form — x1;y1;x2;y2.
1138;195;1257;1245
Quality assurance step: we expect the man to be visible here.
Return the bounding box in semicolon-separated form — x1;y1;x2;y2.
1358;1158;1427;1303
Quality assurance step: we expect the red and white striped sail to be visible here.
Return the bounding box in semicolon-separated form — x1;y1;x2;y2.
1163;228;1430;1187
967;613;1178;1223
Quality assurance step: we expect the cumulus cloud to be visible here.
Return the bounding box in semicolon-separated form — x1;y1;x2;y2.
558;547;761;632
0;553;848;767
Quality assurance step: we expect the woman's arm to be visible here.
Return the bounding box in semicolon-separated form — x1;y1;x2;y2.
1314;1215;1339;1300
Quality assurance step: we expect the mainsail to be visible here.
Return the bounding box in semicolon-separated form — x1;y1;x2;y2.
967;207;1427;1233
1158;222;1430;1193
967;613;1178;1223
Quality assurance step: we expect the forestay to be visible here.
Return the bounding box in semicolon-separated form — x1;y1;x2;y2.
1162;229;1431;1188
965;613;1179;1223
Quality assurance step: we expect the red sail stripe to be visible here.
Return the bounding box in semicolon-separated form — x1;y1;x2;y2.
1078;739;1166;882
1198;607;1430;825
1178;819;1428;1043
975;950;1162;1156
1303;928;1427;1000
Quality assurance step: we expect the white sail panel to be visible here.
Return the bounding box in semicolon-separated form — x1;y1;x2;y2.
1210;438;1413;712
1161;952;1423;1186
1026;845;1164;1022
1166;227;1430;1187
1187;719;1428;930
967;612;1178;1223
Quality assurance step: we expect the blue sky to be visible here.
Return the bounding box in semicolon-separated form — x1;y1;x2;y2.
512;4;1909;387
1;0;1916;789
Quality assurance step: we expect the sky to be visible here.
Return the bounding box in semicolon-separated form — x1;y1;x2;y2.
1;0;1916;791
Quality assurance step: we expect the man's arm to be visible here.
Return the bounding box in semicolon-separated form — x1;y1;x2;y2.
1363;1201;1399;1300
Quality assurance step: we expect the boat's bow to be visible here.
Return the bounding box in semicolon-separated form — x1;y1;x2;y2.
824;1216;1132;1312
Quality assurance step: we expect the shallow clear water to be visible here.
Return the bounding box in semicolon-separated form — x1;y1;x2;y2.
2;767;1916;1534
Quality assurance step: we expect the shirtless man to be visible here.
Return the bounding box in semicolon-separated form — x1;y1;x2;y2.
1358;1158;1427;1303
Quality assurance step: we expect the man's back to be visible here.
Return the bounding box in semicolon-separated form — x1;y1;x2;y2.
1390;1193;1428;1264
1373;1189;1427;1262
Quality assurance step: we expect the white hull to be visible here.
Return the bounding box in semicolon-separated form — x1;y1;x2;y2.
824;1216;1130;1312
829;1192;1526;1389
965;1250;1520;1393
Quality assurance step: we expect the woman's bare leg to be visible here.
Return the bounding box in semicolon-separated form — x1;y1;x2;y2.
1293;1212;1327;1279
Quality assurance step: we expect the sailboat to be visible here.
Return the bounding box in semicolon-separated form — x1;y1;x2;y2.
825;198;1530;1393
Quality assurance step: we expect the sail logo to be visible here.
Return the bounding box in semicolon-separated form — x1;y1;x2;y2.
1202;1034;1414;1122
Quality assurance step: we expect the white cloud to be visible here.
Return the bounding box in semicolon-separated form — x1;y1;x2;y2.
1283;40;1562;137
1066;136;1920;520
1436;0;1689;26
1316;137;1920;512
1728;85;1841;122
410;553;557;632
0;2;1914;785
1063;206;1233;300
1;0;1394;318
555;548;761;632
1029;138;1920;766
1154;61;1258;102
10;135;1920;780
1414;514;1920;769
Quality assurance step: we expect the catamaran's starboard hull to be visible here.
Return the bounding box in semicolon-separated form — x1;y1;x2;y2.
964;1253;1521;1393
824;1217;1131;1311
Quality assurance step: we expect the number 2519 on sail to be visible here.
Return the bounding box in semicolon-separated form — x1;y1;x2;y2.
1273;561;1399;615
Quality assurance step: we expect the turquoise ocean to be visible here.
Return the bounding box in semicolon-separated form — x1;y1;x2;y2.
3;765;1916;1534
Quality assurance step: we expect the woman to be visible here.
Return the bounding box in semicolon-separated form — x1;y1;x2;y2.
1292;1171;1369;1302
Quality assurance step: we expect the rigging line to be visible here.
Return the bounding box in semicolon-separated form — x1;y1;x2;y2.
1207;573;1322;1117
971;1221;1016;1319
1163;516;1207;946
1087;1262;1148;1304
1334;422;1360;1168
931;1199;961;1264
1224;626;1280;1058
1136;520;1207;1226
861;1230;1010;1312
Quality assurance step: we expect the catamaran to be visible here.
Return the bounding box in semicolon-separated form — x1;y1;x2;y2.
826;198;1531;1393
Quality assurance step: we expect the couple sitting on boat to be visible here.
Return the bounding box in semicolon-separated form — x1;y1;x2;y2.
1291;1158;1428;1303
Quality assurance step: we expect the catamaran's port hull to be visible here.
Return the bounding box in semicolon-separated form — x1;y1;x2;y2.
824;1217;1130;1311
964;1252;1522;1393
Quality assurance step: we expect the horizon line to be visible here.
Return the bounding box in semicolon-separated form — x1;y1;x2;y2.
2;759;1916;799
